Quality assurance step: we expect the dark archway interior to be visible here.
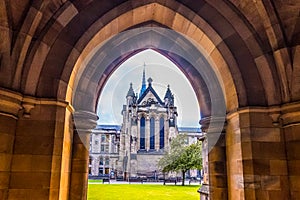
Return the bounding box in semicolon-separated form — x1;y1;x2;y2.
0;1;299;200
72;28;226;120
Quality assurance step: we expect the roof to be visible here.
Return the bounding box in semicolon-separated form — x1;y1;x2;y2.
137;81;164;105
126;83;135;97
139;63;147;97
177;127;201;133
95;125;122;131
164;85;173;99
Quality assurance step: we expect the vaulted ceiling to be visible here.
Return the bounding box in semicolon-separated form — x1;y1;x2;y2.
0;0;299;114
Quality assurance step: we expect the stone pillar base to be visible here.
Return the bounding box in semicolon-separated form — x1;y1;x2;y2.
198;184;210;200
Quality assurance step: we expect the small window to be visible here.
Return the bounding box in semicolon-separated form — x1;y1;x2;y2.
101;145;105;152
105;168;109;174
95;140;98;145
105;158;109;165
105;145;109;153
101;135;105;142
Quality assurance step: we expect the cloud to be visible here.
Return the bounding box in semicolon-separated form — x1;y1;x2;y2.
97;49;200;127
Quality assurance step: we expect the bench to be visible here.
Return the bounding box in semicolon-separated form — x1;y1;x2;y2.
102;178;110;184
129;177;145;184
116;176;124;181
163;178;177;185
88;175;110;184
98;175;110;184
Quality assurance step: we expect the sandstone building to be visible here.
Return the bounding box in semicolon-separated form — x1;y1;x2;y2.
0;1;299;200
89;125;121;178
118;76;178;179
88;69;202;180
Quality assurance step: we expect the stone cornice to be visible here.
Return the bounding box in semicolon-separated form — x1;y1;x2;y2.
226;106;281;120
226;101;300;127
0;88;74;119
0;88;23;118
73;110;98;131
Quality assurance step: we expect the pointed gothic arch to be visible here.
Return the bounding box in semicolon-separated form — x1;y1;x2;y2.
1;1;299;200
149;117;155;150
140;116;146;150
159;117;165;149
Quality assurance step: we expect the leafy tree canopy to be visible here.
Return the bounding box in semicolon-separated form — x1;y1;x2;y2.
158;134;202;185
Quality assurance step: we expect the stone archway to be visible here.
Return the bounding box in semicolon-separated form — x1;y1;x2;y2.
70;26;228;199
0;1;299;200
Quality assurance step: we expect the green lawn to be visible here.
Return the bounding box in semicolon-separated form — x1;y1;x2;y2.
88;184;200;200
88;179;103;183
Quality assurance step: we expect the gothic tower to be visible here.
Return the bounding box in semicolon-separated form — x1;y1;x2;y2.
117;65;178;178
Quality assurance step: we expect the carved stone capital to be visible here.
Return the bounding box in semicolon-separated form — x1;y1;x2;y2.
73;110;98;132
199;116;226;133
281;101;300;127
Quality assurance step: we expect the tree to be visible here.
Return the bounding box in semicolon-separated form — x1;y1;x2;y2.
158;135;202;185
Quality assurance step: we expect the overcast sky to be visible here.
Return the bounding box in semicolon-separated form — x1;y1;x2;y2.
96;49;200;127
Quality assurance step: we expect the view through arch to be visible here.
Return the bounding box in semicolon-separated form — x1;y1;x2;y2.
87;49;203;194
72;26;227;200
97;49;200;127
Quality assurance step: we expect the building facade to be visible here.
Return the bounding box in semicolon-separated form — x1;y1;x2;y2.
89;125;121;178
117;75;178;179
89;68;202;179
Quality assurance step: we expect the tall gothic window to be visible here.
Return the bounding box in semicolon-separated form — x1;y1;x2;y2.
140;117;145;149
150;117;155;149
159;117;164;149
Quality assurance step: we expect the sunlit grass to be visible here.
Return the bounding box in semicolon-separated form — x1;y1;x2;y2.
88;179;103;183
88;184;200;200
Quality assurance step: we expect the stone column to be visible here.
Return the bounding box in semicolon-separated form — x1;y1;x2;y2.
0;91;99;200
3;93;74;200
0;89;22;200
199;117;227;200
51;101;74;200
69;111;97;200
164;118;169;149
281;102;300;200
226;108;289;200
198;134;209;200
137;117;140;150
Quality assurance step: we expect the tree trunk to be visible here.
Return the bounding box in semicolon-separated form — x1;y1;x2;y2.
182;170;185;186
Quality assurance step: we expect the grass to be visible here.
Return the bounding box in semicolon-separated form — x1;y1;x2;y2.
88;179;103;183
88;184;200;200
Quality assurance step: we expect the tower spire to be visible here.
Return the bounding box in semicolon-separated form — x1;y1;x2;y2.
139;62;147;97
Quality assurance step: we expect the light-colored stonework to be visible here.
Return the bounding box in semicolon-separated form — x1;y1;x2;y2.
88;77;202;180
0;1;299;199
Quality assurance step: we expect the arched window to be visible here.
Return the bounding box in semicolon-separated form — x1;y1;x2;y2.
140;117;145;149
159;117;164;149
150;117;155;149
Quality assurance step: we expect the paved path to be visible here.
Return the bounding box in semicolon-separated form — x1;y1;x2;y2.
89;180;201;185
